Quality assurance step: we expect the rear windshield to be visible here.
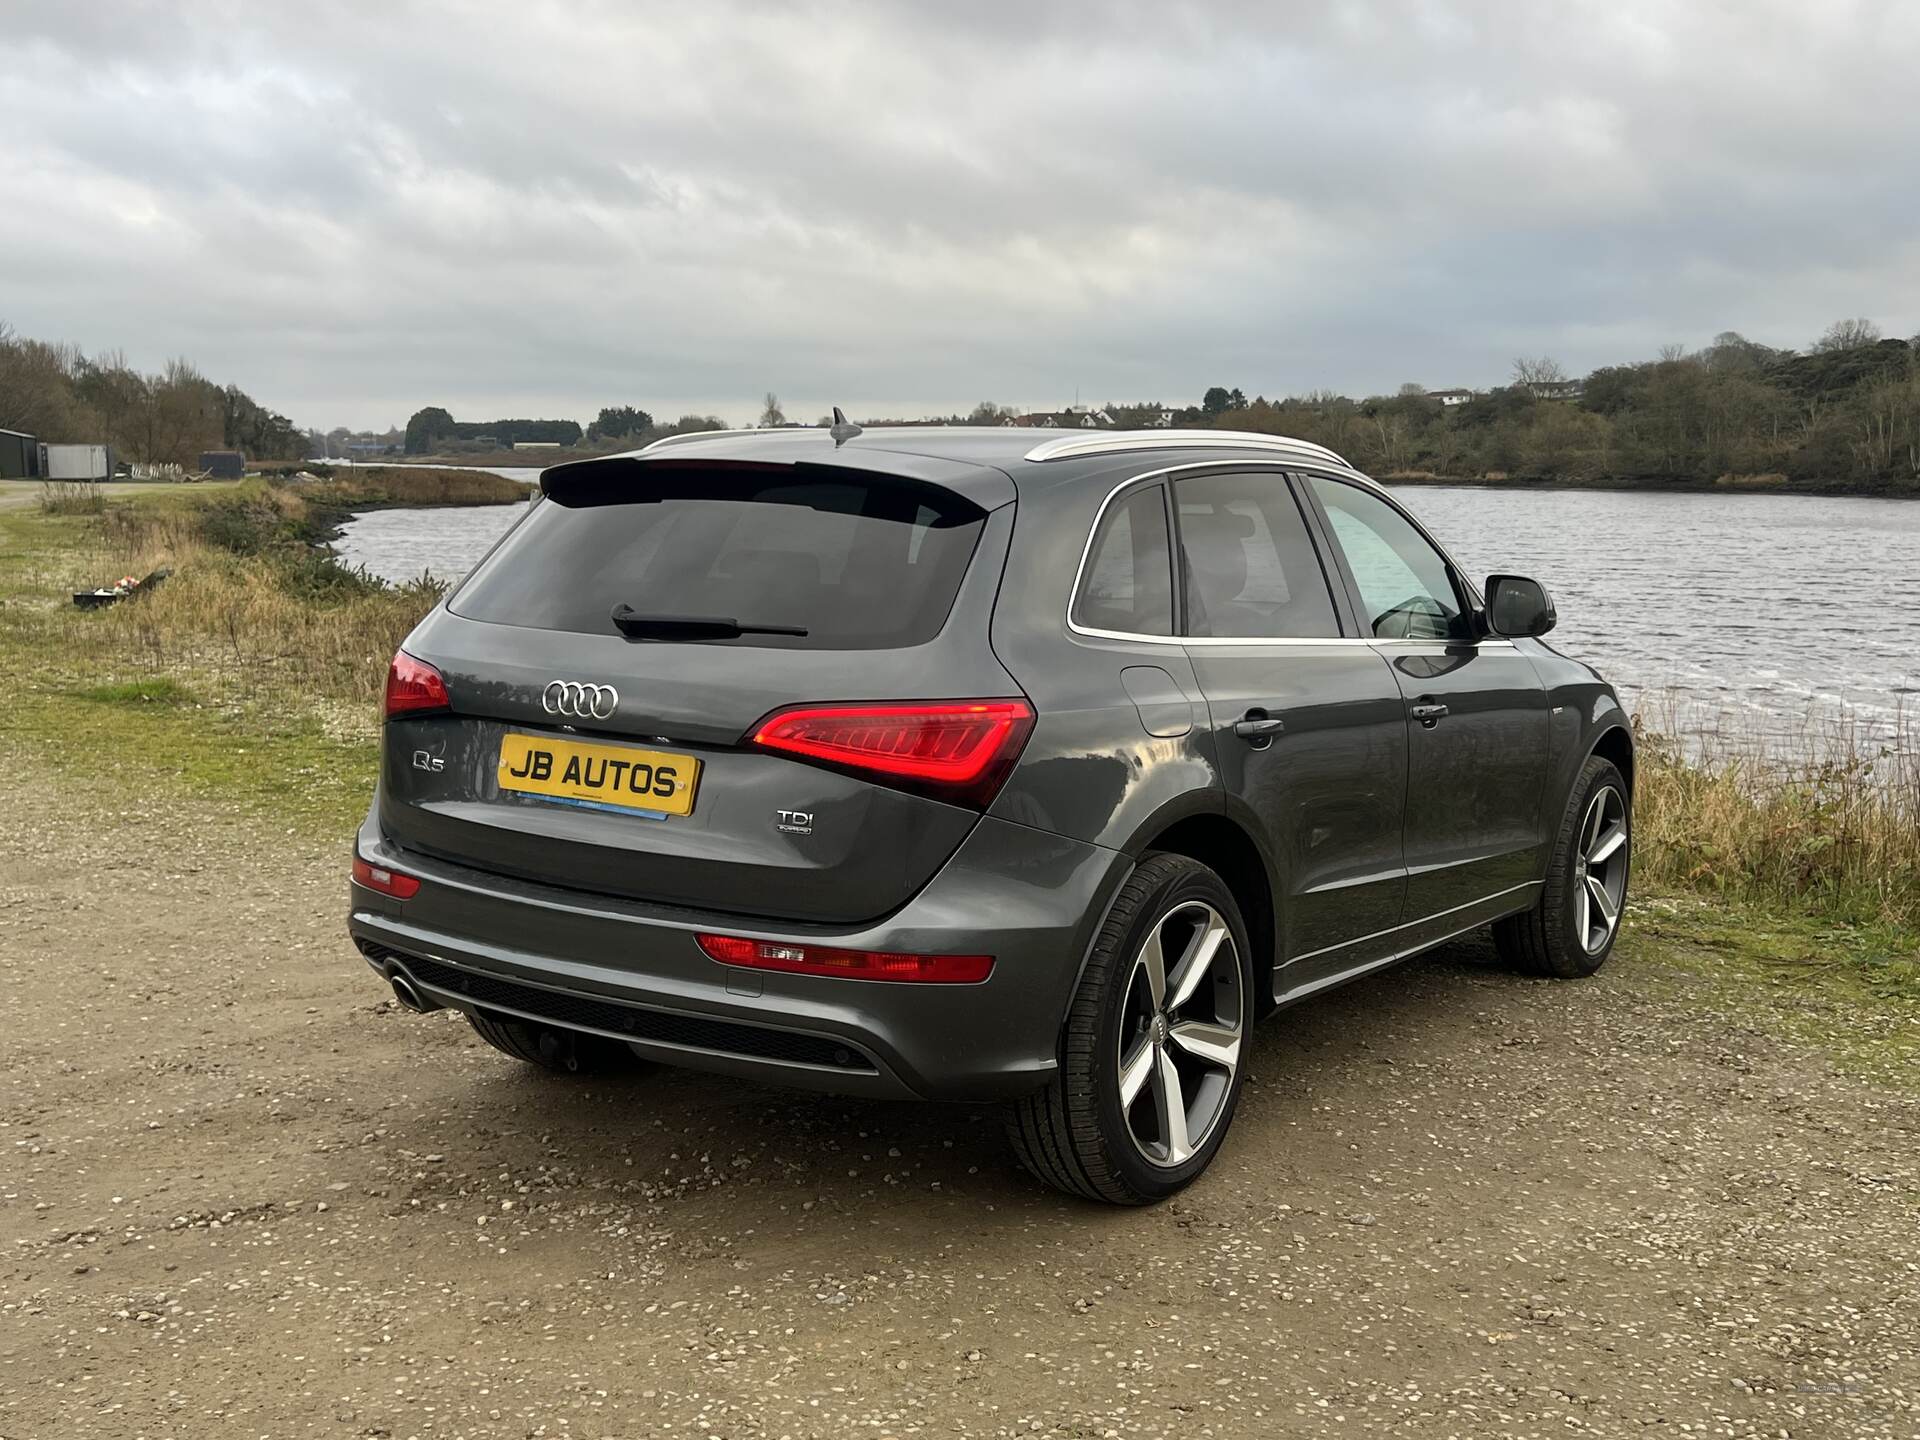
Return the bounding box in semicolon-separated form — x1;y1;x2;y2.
449;465;986;649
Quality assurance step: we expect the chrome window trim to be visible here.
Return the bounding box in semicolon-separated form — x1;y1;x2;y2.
1025;429;1352;468
1064;460;1513;649
1070;627;1513;652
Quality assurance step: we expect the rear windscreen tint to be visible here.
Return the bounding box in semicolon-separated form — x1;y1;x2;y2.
449;467;986;648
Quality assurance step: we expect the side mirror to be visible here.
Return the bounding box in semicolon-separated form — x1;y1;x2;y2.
1484;574;1556;637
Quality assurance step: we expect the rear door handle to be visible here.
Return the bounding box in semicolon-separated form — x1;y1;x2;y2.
1410;702;1448;726
1233;715;1286;743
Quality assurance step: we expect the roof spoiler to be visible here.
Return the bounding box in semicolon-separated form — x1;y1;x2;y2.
538;445;1015;510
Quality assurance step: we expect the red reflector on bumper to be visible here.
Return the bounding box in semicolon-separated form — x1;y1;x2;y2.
696;932;993;984
352;855;421;898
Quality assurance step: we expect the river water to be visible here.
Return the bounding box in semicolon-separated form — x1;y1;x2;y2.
333;482;1920;747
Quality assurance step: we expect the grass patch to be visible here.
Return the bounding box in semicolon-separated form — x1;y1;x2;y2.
300;465;531;510
1636;900;1920;1002
1635;717;1920;932
99;469;529;560
4;680;376;834
0;471;515;835
74;676;197;705
1625;894;1919;1086
46;475;482;710
39;480;105;514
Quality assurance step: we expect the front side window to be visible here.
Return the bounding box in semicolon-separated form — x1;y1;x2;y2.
1072;484;1175;635
1308;477;1469;641
1174;472;1339;638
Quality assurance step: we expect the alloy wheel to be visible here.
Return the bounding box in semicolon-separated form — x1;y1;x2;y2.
1116;900;1244;1167
1574;785;1629;954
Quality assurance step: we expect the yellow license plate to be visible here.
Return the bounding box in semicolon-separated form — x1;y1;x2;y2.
497;732;701;818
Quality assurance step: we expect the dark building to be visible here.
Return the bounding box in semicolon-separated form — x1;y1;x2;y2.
0;428;40;479
199;450;247;479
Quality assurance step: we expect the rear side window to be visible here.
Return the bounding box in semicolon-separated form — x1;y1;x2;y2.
1072;484;1174;636
450;467;985;649
1174;472;1339;638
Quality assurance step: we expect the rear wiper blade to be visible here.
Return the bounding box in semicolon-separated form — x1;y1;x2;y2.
610;604;808;640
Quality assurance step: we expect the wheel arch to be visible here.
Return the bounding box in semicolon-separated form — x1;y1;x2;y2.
1589;722;1635;797
1136;812;1277;1016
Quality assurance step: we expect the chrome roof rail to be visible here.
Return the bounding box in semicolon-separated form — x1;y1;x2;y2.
639;427;793;453
1022;429;1352;468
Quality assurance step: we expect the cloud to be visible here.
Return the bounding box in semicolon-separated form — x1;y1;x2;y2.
4;0;1915;429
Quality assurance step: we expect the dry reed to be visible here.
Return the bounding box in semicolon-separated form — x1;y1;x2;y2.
1634;705;1920;929
39;480;106;514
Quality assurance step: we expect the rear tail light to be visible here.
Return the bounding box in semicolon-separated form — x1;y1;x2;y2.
385;649;449;718
749;699;1034;808
352;855;421;898
696;933;993;984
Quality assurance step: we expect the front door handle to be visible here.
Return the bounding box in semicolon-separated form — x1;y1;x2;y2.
1410;701;1448;726
1233;713;1286;745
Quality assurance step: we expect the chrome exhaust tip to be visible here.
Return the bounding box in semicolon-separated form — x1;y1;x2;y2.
388;971;438;1014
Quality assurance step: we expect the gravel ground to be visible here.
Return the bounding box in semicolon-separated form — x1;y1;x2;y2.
2;743;1916;1439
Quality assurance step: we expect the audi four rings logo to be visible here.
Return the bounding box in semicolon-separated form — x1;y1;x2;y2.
542;680;619;719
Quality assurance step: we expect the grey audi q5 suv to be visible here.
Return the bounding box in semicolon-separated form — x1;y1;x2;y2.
350;425;1632;1204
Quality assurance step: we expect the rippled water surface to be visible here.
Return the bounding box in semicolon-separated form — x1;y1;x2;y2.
335;484;1920;742
334;500;533;588
1398;486;1920;741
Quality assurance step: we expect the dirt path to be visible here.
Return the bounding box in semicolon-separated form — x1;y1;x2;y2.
2;741;1915;1439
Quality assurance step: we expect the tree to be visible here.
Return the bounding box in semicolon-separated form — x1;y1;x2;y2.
1702;331;1784;374
1201;386;1235;417
75;350;147;451
1397;382;1427;397
221;384;304;459
759;392;785;427
588;405;653;442
1511;356;1567;398
661;414;728;436
1522;403;1610;479
487;418;582;446
135;358;224;466
1814;317;1882;353
967;401;1015;424
404;406;456;454
1362;411;1414;471
1580;364;1642;415
0;322;96;439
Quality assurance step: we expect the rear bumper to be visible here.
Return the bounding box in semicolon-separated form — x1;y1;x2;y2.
348;811;1128;1102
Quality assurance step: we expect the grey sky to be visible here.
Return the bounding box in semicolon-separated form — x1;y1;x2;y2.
6;0;1916;431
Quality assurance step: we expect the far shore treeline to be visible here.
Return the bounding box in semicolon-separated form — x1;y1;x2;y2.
0;320;306;465
5;316;1917;492
1216;321;1920;494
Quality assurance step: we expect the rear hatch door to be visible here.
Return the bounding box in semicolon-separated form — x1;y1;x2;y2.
379;449;1023;925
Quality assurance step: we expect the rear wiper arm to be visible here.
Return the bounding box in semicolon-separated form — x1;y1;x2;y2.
610;604;808;640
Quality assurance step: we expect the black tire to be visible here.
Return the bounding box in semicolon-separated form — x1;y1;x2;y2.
1495;754;1631;978
1007;853;1255;1205
466;1010;638;1075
